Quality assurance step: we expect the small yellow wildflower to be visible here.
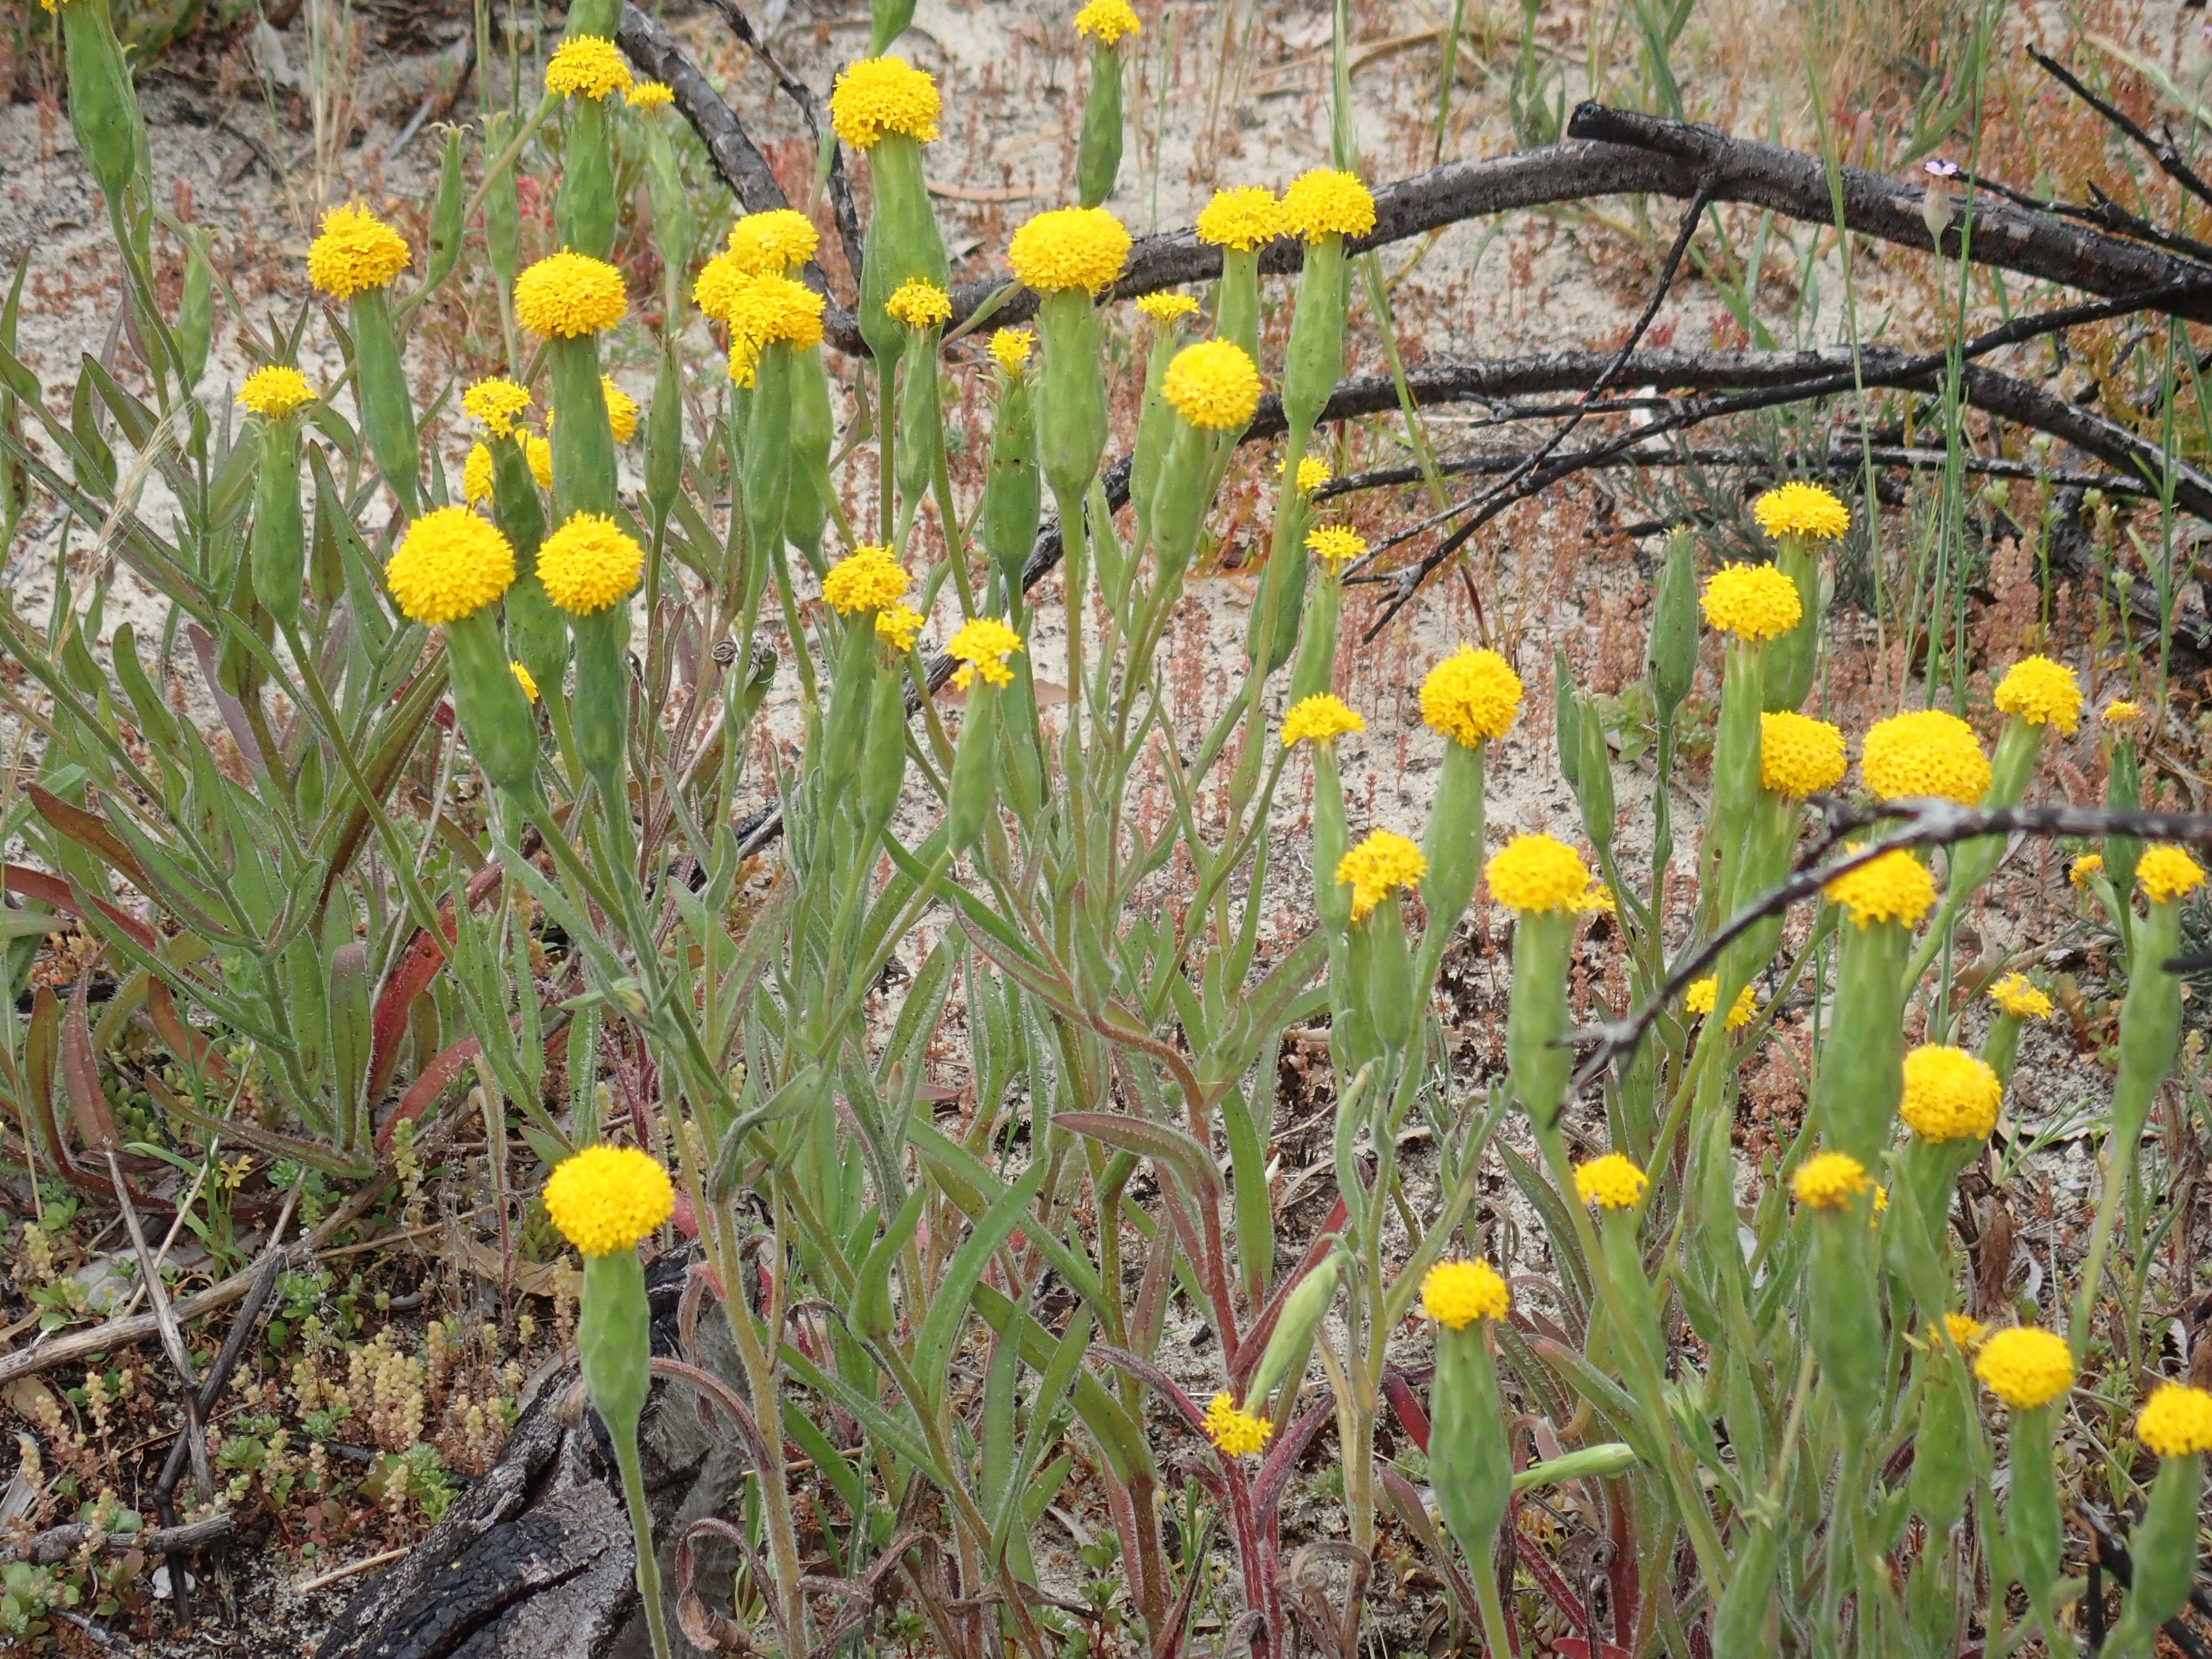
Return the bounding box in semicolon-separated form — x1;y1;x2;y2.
1791;1151;1870;1210
307;206;411;300
1987;974;2052;1020
384;508;515;627
1195;186;1284;251
1751;480;1850;541
1420;1259;1509;1329
828;57;941;149
1420;646;1522;748
1573;1155;1648;1212
1305;525;1365;572
236;366;317;418
1484;833;1591;914
1280;168;1376;241
1278;455;1330;494
1899;1045;2001;1142
2137;844;2206;905
515;251;628;338
989;328;1035;371
601;377;639;445
885;279;953;328
822;545;909;614
1992;655;2083;735
1860;709;1990;806
2070;853;2104;890
511;661;540;702
1335;831;1426;921
1973;1326;2074;1411
947;617;1024;690
1159;339;1260;430
1135;292;1199;322
462;377;533;437
1074;0;1141;46
525;434;553;489
544;35;632;100
875;603;925;653
537;512;645;616
1007;206;1131;293
1685;977;1755;1030
2136;1382;2212;1457
1203;1392;1272;1456
1942;1313;1986;1349
625;80;675;111
2103;700;2142;727
726;208;821;276
1280;695;1364;747
1700;562;1802;641
542;1144;674;1257
1759;711;1846;797
1823;848;1937;928
462;442;494;507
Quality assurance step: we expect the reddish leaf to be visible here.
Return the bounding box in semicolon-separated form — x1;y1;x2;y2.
26;785;151;889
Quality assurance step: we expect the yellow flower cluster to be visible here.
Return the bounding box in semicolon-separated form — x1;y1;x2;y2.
1009;206;1132;293
948;617;1024;690
1973;1326;2073;1411
601;377;639;445
1751;480;1850;541
1160;339;1260;430
1823;848;1937;928
2136;1381;2212;1457
885;279;953;328
542;1144;674;1257
1135;292;1199;322
1573;1154;1648;1212
544;35;632;100
1203;1392;1272;1455
625;81;675;111
1899;1044;2001;1142
829;57;940;149
875;603;925;653
1700;562;1802;641
2070;853;2104;890
463;377;533;437
1281;455;1330;494
1196;186;1284;251
1280;695;1364;747
384;508;515;627
726;275;828;384
1685;977;1755;1030
2103;700;2142;727
726;208;820;276
1485;833;1591;915
307;206;411;300
1791;1151;1870;1210
1942;1313;1986;1349
538;512;644;616
1759;711;1845;797
1280;168;1376;241
1074;0;1141;44
526;434;553;488
1306;526;1365;572
693;253;752;322
2137;844;2206;905
236;365;316;418
1992;655;2082;734
822;545;909;614
515;251;627;338
462;444;495;506
1987;973;2052;1020
1420;647;1522;749
511;660;540;702
1420;1259;1509;1329
1859;708;1990;806
1335;831;1426;920
989;328;1034;370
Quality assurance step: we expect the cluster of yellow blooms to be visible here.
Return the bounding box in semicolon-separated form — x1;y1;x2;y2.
1791;1150;1872;1209
827;56;941;149
236;365;317;419
1684;977;1756;1030
306;205;411;300
1008;205;1135;294
542;1144;675;1258
1161;339;1262;429
1334;832;1427;921
1192;172;1377;250
1573;1153;1650;1211
1420;1259;1511;1329
1898;1044;2002;1141
947;618;1025;690
822;546;910;615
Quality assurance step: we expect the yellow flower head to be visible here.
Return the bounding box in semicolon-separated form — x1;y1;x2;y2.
1942;1313;1986;1349
1701;562;1802;641
602;377;639;445
726;208;821;276
1574;1154;1648;1212
1752;480;1850;541
542;1144;674;1257
1156;338;1260;431
1203;1392;1272;1456
822;545;909;614
1791;1151;1870;1210
1336;831;1426;921
2070;853;2104;890
1987;973;2052;1020
1485;833;1592;915
1420;646;1522;748
693;251;754;322
1135;291;1200;322
625;80;675;111
2103;700;2142;727
1860;709;1991;806
1074;0;1141;45
989;328;1035;371
525;433;553;489
1900;1044;2001;1142
1685;977;1755;1030
1280;168;1376;241
725;275;827;383
948;616;1025;690
829;56;941;149
1993;655;2082;735
2136;1382;2212;1457
1196;186;1285;251
1759;711;1846;797
538;511;644;616
885;279;953;329
2137;844;2206;906
1973;1326;2074;1411
236;365;317;418
1280;455;1331;494
384;507;515;627
511;660;540;702
462;442;494;507
544;35;632;100
1823;847;1937;928
1305;525;1365;572
1009;206;1132;293
1281;694;1364;748
462;377;533;437
1421;1259;1509;1329
515;251;628;338
307;205;411;300
1580;883;1616;915
875;603;925;653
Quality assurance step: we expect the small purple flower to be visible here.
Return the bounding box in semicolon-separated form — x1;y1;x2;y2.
1924;158;1964;179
